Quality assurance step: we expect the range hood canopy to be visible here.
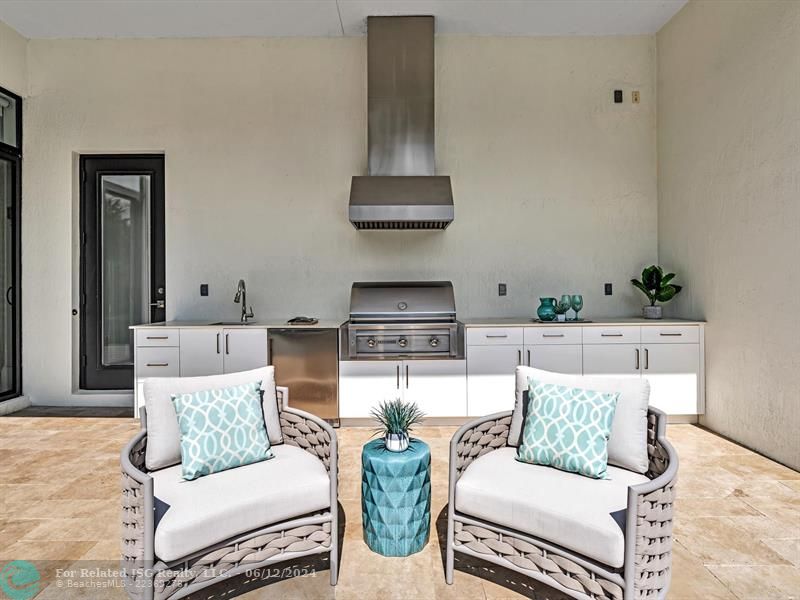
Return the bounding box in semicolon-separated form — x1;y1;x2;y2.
348;16;453;231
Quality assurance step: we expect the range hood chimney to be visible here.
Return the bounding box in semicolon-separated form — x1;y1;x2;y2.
349;16;454;230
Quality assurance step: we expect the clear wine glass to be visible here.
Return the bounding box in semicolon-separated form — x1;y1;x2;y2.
570;294;584;321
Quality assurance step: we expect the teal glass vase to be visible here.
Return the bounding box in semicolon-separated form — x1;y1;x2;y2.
537;297;557;321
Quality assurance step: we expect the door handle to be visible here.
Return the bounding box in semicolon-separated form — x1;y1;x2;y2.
601;333;624;337
396;365;400;389
216;333;220;354
485;334;508;339
405;365;409;389
145;335;169;340
659;332;682;337
146;362;169;367
635;348;640;370
225;333;230;355
644;348;649;370
527;349;531;366
518;349;522;365
149;300;165;309
542;334;564;338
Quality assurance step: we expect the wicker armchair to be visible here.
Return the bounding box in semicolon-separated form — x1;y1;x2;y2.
120;387;338;600
446;407;677;600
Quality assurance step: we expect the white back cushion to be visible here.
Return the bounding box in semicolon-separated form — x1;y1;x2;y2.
509;366;650;474
144;366;282;471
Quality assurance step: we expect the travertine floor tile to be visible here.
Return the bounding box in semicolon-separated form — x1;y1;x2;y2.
1;417;798;599
707;565;800;599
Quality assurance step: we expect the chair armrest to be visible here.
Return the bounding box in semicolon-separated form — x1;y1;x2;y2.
279;406;337;475
120;429;154;598
450;411;513;483
624;407;679;600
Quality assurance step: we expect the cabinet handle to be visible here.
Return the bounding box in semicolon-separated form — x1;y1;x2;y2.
644;348;649;370
406;365;409;389
146;362;169;367
225;334;230;355
635;348;640;370
396;365;400;389
527;349;531;366
146;335;169;340
542;334;564;338
601;333;624;337
216;333;220;354
518;349;522;365
659;332;683;337
485;334;508;339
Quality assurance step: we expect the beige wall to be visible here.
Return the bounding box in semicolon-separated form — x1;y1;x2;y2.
658;1;800;468
22;35;657;405
0;19;27;95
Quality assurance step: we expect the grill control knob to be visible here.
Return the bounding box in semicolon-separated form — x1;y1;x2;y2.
397;337;408;348
429;336;440;348
367;338;377;348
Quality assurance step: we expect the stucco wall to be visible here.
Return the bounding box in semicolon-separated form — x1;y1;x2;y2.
657;1;800;468
0;19;26;95
22;35;657;405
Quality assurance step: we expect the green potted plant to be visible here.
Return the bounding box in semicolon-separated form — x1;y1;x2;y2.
630;265;683;319
371;398;425;452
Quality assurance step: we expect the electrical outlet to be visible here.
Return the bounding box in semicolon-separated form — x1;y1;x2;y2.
604;283;613;296
200;284;209;297
613;89;623;103
632;90;640;104
498;283;507;297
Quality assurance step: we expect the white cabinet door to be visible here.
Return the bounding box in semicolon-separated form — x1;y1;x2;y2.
179;329;223;377
222;329;268;374
404;360;467;417
643;344;700;414
583;344;641;376
339;360;402;418
526;344;582;375
467;345;521;416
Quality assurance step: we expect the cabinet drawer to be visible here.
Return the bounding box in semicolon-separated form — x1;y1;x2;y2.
583;326;641;344
136;328;179;347
524;327;582;345
642;325;699;344
136;347;180;377
466;327;523;346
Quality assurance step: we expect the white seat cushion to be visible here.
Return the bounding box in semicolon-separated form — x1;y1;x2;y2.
455;447;648;568
152;444;330;562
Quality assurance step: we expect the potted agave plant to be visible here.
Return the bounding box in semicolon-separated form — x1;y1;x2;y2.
631;265;683;319
371;398;425;452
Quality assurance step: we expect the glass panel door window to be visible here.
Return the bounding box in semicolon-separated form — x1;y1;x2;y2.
100;175;151;366
0;88;21;151
0;154;20;399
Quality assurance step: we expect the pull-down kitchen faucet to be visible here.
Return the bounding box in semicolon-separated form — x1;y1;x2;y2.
233;279;254;323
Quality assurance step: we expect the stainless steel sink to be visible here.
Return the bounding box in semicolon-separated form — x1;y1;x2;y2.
207;321;255;326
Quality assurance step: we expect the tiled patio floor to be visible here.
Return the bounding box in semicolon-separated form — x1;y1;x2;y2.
0;416;797;599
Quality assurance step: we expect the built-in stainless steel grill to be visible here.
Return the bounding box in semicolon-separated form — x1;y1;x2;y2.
340;281;465;360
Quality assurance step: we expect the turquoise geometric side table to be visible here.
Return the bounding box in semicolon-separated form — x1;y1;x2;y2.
361;438;431;557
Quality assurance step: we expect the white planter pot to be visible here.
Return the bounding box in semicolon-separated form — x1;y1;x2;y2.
643;305;663;319
385;433;409;452
556;314;566;322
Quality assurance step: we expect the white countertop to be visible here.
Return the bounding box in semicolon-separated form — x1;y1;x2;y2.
130;319;345;330
462;317;705;327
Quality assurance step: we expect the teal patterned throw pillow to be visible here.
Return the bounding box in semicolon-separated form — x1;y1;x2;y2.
171;381;273;481
517;379;619;479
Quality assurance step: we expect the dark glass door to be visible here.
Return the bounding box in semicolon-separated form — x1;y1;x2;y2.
0;153;20;400
80;155;165;390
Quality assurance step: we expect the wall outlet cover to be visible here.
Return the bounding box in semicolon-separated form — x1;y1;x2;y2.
498;283;507;296
200;284;209;296
614;89;623;103
604;283;613;296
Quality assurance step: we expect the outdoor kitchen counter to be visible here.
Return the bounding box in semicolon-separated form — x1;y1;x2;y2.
462;317;705;326
130;320;345;329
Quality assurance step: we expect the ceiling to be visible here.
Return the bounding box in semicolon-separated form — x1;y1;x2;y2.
0;0;687;39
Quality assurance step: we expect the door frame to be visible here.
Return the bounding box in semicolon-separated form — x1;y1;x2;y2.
79;154;165;390
0;84;22;402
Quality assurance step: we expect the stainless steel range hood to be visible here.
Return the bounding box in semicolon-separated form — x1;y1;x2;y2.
349;16;453;230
